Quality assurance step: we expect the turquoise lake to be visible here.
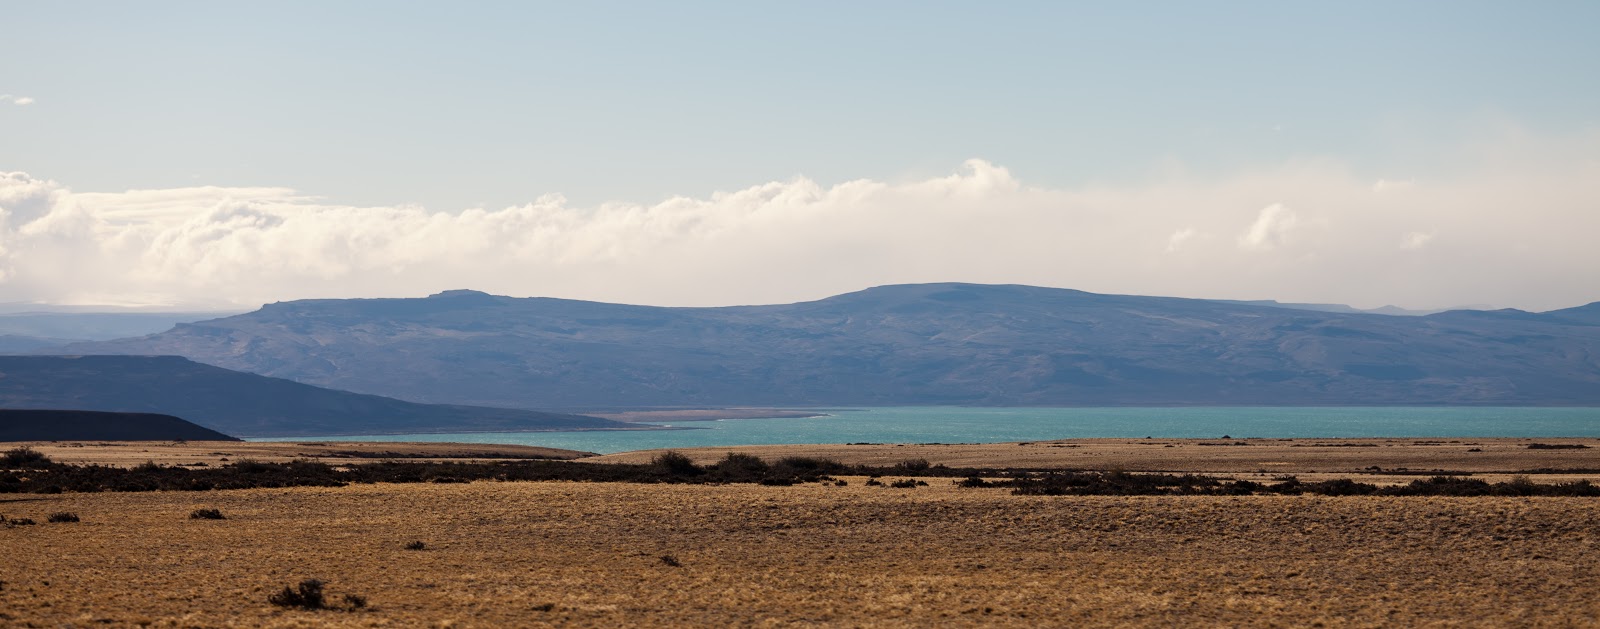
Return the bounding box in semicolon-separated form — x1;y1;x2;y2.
254;406;1600;454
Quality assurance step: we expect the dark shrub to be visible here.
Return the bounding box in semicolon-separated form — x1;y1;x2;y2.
660;555;682;567
708;452;771;483
1;447;52;468
342;593;367;609
405;540;426;550
889;479;919;488
774;457;845;474
190;508;225;520
2;444;53;467
269;579;327;610
893;458;932;473
652;451;705;477
47;512;79;523
956;476;990;488
1528;443;1590;450
713;452;769;474
771;456;848;483
1298;478;1380;496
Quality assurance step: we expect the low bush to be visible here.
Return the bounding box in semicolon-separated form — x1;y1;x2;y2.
269;579;327;610
268;578;366;611
405;541;426;550
190;508;225;520
2;453;1595;498
651;451;705;477
893;458;932;473
1;447;52;468
47;512;79;523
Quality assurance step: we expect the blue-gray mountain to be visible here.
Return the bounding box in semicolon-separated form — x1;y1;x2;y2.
62;283;1600;408
0;356;630;437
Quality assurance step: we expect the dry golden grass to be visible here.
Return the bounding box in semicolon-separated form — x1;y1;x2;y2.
9;441;592;468
5;479;1600;627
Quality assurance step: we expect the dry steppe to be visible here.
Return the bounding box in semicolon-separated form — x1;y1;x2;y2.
4;438;1600;627
5;480;1600;627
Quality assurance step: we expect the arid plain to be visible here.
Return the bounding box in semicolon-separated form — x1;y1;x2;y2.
5;438;1600;627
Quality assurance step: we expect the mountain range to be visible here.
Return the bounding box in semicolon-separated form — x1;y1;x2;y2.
0;355;631;437
58;283;1600;408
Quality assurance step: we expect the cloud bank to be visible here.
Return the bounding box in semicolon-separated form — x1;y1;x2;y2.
0;95;34;106
1;132;1598;311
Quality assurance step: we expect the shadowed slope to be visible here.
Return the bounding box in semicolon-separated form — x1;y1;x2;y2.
0;409;239;442
0;355;631;437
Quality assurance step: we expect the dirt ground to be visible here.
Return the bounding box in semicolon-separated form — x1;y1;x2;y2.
7;441;593;467
5;481;1600;627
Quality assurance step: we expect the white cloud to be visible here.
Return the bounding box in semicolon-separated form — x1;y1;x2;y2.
0;131;1598;312
1401;231;1434;250
0;95;34;106
1237;204;1298;251
1166;228;1198;252
1372;179;1415;193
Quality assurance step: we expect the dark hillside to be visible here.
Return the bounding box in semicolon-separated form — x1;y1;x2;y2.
0;356;631;437
0;409;239;442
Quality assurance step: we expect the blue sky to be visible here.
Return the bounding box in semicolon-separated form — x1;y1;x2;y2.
1;2;1597;310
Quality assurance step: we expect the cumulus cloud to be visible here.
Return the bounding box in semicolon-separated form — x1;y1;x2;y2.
1;132;1598;312
1237;204;1298;251
1166;228;1198;252
0;95;34;106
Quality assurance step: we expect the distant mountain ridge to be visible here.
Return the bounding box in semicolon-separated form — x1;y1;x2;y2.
0;356;631;437
0;311;239;343
1208;300;1473;317
61;283;1600;408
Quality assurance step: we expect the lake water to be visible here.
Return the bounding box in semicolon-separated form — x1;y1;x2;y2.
253;406;1600;454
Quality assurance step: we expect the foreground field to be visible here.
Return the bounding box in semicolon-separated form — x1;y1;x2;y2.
5;480;1600;627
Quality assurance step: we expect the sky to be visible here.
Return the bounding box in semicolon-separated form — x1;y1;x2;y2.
1;1;1597;311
